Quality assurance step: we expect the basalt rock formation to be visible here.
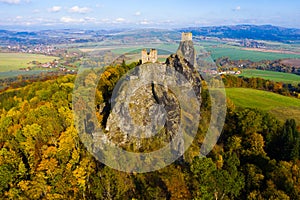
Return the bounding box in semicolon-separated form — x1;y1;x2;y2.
104;33;201;153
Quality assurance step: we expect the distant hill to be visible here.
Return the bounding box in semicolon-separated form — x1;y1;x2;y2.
179;25;300;43
0;29;121;46
1;25;300;46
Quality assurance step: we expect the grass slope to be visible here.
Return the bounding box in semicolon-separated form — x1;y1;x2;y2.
226;88;300;124
0;53;58;72
239;69;300;85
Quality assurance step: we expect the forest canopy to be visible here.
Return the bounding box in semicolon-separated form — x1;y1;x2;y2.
0;62;299;199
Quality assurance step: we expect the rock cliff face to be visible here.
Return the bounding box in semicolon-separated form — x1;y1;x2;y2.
176;39;196;66
105;64;182;150
104;38;201;152
165;54;201;101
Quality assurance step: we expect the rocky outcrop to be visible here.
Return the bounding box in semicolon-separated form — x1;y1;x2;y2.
104;36;201;153
166;54;201;101
105;64;182;150
176;39;196;66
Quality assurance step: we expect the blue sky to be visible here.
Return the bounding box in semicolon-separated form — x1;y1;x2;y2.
0;0;299;29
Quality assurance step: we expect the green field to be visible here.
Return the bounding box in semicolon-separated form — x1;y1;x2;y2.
226;88;300;124
204;46;300;61
156;42;300;62
239;69;300;85
79;40;300;62
0;69;57;79
0;53;58;72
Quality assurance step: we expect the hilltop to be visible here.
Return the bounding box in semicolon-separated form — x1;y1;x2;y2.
179;24;300;43
1;25;300;47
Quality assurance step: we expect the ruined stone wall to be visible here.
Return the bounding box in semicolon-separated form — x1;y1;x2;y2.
141;49;158;64
181;32;192;41
141;49;149;64
177;33;195;66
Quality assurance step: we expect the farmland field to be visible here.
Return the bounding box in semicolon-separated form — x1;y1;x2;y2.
156;42;300;62
0;69;57;79
281;59;300;68
204;46;300;61
78;40;300;62
226;88;300;124
0;53;58;72
239;69;300;85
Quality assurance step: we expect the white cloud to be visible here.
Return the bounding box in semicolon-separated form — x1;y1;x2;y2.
60;17;72;23
0;15;45;26
100;18;110;23
115;17;125;22
69;6;90;14
59;16;98;24
60;16;83;23
0;0;20;4
139;19;151;25
49;6;61;13
135;11;141;16
233;6;241;11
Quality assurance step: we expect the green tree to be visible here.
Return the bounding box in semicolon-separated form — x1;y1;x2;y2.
189;157;217;199
90;166;133;200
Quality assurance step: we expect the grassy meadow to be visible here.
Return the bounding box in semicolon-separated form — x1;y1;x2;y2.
156;42;300;62
204;46;300;61
226;88;300;124
239;69;300;85
0;53;58;72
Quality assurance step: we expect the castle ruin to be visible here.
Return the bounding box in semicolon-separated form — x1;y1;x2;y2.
177;32;195;66
181;32;193;42
141;49;158;64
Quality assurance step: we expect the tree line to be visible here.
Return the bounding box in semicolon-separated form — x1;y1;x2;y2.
221;75;300;98
216;57;300;75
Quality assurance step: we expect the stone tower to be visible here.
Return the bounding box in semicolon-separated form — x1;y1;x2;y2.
176;32;195;66
141;49;158;64
181;32;192;42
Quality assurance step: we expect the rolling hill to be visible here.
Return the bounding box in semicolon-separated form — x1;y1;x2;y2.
226;88;300;124
179;24;300;42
